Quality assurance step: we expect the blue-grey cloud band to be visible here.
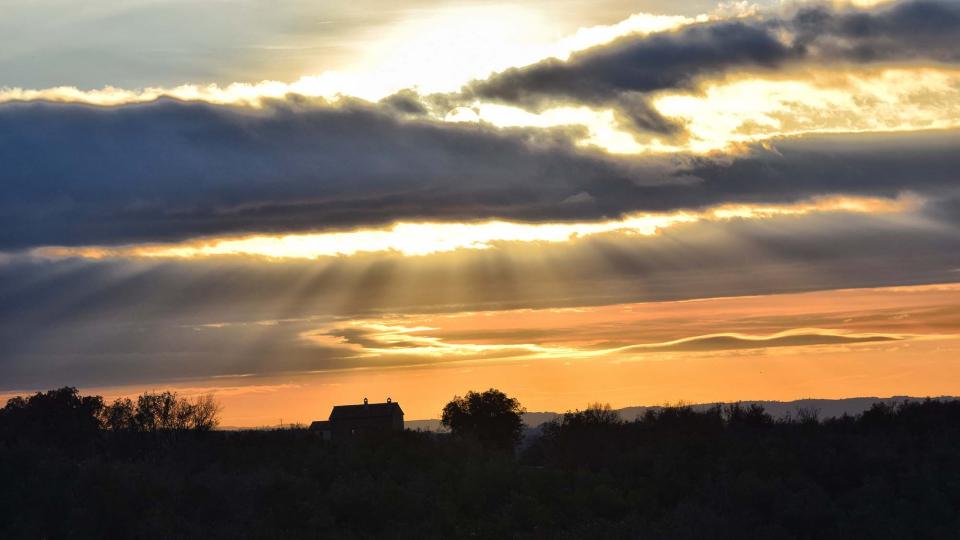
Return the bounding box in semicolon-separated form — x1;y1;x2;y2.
1;98;958;249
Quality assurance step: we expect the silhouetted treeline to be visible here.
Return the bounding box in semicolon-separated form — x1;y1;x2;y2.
2;389;960;539
0;387;219;451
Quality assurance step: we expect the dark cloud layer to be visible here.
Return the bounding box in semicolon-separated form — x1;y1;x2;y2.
2;96;960;249
469;0;960;130
678;130;960;206
0;98;646;248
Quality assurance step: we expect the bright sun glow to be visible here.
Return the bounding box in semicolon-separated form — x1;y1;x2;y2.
449;66;960;155
31;195;916;261
0;9;699;106
348;5;552;97
654;67;960;153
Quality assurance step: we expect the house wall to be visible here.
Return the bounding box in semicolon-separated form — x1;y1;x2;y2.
330;412;403;438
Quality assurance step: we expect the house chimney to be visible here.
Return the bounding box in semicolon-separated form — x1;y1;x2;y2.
363;397;368;405
387;397;392;403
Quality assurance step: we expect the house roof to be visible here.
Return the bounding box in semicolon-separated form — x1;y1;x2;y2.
329;401;403;420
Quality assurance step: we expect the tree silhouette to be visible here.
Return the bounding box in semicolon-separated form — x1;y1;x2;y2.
190;393;222;431
0;387;221;440
553;402;621;428
441;388;525;450
100;397;135;431
0;386;103;446
535;403;622;469
126;390;221;431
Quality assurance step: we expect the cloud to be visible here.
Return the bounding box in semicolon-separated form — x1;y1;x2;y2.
0;97;651;249
467;0;960;131
379;89;430;115
2;95;960;250
676;129;960;207
622;331;901;352
28;196;910;260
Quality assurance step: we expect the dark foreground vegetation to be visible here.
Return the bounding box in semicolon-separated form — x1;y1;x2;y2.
3;388;960;539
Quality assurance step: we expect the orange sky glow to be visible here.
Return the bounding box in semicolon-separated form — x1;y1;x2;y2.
40;282;958;427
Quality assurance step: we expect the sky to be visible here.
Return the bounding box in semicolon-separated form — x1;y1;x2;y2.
2;0;960;425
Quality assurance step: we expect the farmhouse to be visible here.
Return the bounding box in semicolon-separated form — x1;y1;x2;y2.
310;398;404;440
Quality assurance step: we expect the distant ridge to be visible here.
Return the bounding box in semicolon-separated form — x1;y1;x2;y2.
404;396;958;432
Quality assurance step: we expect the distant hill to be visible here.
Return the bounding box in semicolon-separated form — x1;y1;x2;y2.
405;396;957;432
